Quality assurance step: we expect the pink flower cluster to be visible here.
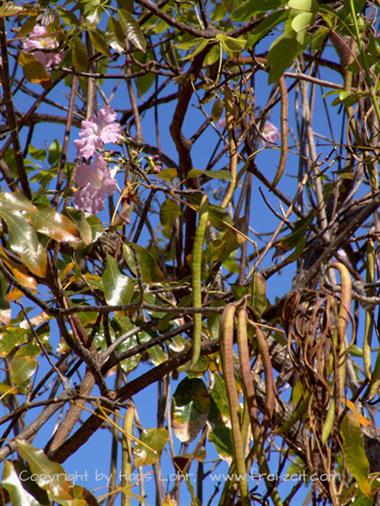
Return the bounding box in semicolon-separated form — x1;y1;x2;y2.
74;106;122;214
23;24;63;69
75;156;117;215
74;106;122;160
262;121;280;147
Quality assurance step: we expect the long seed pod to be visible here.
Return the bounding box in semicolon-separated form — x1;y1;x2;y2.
364;239;375;378
190;195;209;370
236;306;259;428
253;323;276;421
220;85;238;209
121;405;135;506
237;308;284;506
272;75;289;188
220;303;249;506
331;262;352;400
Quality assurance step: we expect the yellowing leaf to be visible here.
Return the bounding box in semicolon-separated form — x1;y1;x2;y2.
31;207;80;243
134;428;168;466
172;378;210;443
15;441;75;501
0;3;37;17
0;210;47;278
5;288;24;302
18;52;51;84
344;399;372;427
341;414;372;498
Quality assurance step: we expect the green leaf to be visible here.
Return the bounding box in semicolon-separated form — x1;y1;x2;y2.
211;98;224;121
88;29;110;56
278;214;313;251
208;375;234;459
18;52;51;84
107;16;125;53
136;72;155;96
28;144;46;161
147;344;167;365
321;399;335;444
0;192;36;214
102;256;134;305
247;10;288;48
9;356;37;387
183;39;209;60
125;244;165;283
119;9;146;52
1;461;44;506
368;348;380;399
206;230;239;264
0;209;47;277
31;207;80;243
0;3;37;17
217;34;247;53
172;378;210;443
288;0;317;11
134;428;168;466
232;0;286;21
204;44;220;66
250;271;268;318
0;328;29;357
160;199;181;237
291;11;314;32
15;440;76;502
267;30;305;82
71;37;89;72
187;169;232;181
341;414;372;497
286;456;306;475
157;168;177;181
350;495;375;506
57;6;79;26
47;139;60;165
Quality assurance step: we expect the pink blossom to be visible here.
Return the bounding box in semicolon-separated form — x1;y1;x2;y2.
262;121;280;147
74;106;122;160
22;24;63;69
75;156;117;214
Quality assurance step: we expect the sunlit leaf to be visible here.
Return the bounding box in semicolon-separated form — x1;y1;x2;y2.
1;461;44;506
18;52;51;84
288;0;317;11
0;192;36;214
134;428;168;466
267;30;305;83
119;9;146;52
250;271;268;318
188;169;232;181
0;3;25;17
172;378;210;443
71;37;89;72
15;440;76;502
291;11;314;33
102;256;134;305
9;356;37;387
160;199;181;237
0;210;47;277
88;29;110;56
341;414;372;497
0;247;37;290
247;10;288;48
31;207;80;243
